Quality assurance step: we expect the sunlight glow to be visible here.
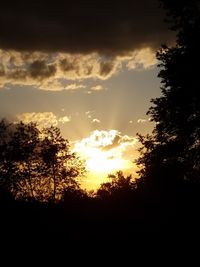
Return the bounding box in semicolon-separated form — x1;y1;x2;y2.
73;130;138;190
85;147;131;174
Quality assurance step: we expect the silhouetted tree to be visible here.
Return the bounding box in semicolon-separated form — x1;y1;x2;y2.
0;120;85;202
137;0;200;186
96;171;135;199
40;126;85;202
8;122;41;199
0;119;15;189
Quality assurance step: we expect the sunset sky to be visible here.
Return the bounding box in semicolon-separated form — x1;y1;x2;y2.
0;0;174;189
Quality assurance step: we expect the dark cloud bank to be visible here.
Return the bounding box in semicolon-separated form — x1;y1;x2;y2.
0;0;173;55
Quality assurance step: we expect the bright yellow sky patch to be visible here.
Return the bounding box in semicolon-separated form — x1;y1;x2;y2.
73;129;139;190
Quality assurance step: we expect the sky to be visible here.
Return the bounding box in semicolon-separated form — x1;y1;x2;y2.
0;0;174;189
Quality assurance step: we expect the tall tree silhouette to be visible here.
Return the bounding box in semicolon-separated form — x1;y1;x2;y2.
137;0;200;186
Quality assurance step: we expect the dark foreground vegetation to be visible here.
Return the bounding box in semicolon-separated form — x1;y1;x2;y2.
1;0;200;241
1;172;200;241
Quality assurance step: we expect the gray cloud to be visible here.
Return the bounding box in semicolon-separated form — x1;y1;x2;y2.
0;51;120;88
102;135;121;151
99;61;116;78
102;133;137;151
0;0;174;88
59;58;77;73
0;0;173;55
5;60;57;82
29;60;57;80
0;65;5;76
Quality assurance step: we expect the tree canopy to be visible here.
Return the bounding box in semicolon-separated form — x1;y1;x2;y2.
137;0;200;186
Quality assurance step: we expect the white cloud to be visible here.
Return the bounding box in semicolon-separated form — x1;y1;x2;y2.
16;112;71;128
92;118;101;123
125;48;157;70
90;85;104;91
137;119;147;123
16;112;58;127
58;115;71;123
74;130;138;161
65;83;86;90
37;79;64;91
85;110;95;119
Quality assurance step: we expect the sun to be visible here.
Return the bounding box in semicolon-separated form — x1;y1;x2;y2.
85;147;128;174
73;129;137;190
77;146;134;190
